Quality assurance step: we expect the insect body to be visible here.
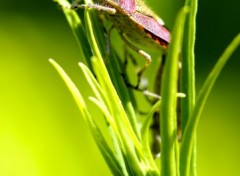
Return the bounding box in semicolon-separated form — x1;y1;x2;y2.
105;0;170;48
72;0;170;59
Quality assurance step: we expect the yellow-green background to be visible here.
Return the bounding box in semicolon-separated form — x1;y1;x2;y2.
0;0;239;175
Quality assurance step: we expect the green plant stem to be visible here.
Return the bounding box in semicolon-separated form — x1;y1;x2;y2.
160;7;189;176
182;0;198;175
182;0;197;135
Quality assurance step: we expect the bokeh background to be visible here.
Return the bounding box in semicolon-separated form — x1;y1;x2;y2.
0;0;239;175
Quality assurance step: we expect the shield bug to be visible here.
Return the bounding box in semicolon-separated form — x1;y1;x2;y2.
71;0;171;87
72;0;171;158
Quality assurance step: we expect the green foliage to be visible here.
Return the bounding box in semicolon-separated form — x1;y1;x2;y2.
52;0;240;175
180;33;240;176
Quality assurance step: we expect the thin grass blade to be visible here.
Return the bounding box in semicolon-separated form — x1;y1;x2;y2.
49;59;124;175
160;7;189;176
54;0;92;67
180;34;240;176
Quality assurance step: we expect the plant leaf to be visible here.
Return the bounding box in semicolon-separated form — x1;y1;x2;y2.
49;59;124;175
160;6;189;176
181;0;198;175
54;0;92;68
180;33;240;176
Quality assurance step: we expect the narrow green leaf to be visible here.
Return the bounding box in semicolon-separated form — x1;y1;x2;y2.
160;7;189;176
79;60;146;175
180;34;240;176
90;58;145;167
49;58;126;175
89;97;129;176
49;58;87;115
182;0;197;135
53;0;92;67
182;0;198;175
78;62;111;115
84;0;106;61
79;62;128;171
141;100;161;172
92;127;126;176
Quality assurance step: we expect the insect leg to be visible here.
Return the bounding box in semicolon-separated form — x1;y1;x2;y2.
120;33;151;89
71;2;116;15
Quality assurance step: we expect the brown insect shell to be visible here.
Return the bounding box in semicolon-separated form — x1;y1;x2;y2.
102;0;170;51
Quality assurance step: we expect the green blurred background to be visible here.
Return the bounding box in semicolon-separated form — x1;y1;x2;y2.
0;0;239;175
